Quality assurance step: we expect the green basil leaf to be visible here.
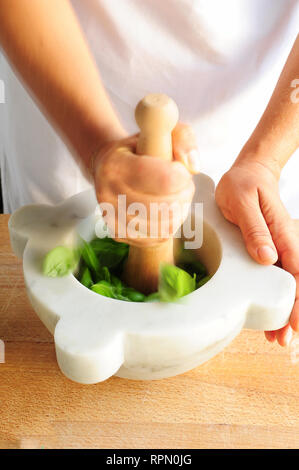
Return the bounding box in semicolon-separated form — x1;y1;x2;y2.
102;266;111;283
90;238;129;268
177;260;207;280
111;275;124;291
145;292;161;302
114;293;131;301
159;264;196;302
91;280;116;298
43;246;78;277
80;266;93;288
197;275;211;288
80;240;101;275
121;287;146;302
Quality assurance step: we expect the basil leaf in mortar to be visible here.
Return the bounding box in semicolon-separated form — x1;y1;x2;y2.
121;287;146;302
111;275;124;290
178;260;207;283
80;266;93;288
80;240;101;276
102;266;111;283
145;292;161;302
91;281;145;302
197;275;211;288
159;264;196;302
90;238;129;268
43;246;79;277
91;280;116;298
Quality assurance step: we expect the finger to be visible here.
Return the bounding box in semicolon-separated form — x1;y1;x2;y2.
275;324;293;347
99;143;192;197
260;200;299;332
236;195;278;265
289;273;299;332
103;134;138;157
259;193;296;269
123;155;193;196
264;330;276;342
101;133;193;195
172;123;201;174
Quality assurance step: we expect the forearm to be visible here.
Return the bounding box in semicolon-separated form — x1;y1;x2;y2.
0;0;125;173
235;34;299;179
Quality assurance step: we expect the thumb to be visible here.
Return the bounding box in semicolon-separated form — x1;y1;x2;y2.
236;197;278;265
172;123;201;174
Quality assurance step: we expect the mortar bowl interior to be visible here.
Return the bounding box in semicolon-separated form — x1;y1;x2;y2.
75;210;223;294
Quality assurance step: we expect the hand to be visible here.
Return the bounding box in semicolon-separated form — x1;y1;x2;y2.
215;160;299;346
92;123;200;247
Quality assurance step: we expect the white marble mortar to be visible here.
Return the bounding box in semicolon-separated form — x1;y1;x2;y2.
8;174;296;384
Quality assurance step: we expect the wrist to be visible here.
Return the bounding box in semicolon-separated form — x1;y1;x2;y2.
233;139;283;181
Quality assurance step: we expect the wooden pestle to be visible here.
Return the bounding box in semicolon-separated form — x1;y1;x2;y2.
122;93;179;294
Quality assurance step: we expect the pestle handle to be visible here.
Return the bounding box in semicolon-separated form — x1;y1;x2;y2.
135;93;179;160
122;94;179;294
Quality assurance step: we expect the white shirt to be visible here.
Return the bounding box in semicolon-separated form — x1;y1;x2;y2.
0;0;298;215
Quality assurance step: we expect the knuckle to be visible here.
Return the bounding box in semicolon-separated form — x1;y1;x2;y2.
179;123;195;140
235;194;256;211
173;123;196;151
244;225;270;244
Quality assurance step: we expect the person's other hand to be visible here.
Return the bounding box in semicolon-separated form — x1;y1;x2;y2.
92;123;200;247
216;160;299;346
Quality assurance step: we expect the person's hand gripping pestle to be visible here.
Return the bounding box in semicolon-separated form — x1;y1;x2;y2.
93;93;201;293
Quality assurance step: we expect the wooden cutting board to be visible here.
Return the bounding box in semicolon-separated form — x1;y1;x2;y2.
0;213;299;449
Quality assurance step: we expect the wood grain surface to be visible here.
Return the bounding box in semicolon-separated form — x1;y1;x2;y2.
0;213;299;449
